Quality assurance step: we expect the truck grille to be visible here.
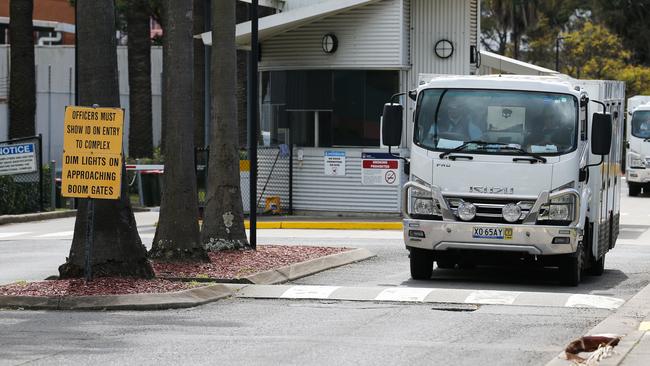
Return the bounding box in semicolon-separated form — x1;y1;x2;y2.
445;197;535;224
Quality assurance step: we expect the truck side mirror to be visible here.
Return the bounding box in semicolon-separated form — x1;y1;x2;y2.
382;103;403;147
591;113;612;156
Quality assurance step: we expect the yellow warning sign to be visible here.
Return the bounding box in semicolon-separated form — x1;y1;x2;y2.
61;106;124;200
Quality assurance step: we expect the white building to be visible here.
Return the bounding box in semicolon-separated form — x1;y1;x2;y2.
203;0;481;214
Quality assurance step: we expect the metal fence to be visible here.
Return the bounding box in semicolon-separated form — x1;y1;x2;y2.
195;143;293;216
0;135;51;214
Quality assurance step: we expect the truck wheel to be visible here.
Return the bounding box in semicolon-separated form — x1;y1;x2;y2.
588;253;605;276
410;249;433;280
560;243;583;286
629;183;641;196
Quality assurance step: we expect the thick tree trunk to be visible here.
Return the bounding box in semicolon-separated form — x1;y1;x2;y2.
193;0;206;149
126;0;153;159
59;0;154;279
149;0;207;261
202;0;249;251
8;0;36;139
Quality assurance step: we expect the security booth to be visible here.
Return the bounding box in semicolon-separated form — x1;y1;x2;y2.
201;0;480;214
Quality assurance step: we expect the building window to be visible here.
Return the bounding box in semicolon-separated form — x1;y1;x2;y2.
261;70;399;147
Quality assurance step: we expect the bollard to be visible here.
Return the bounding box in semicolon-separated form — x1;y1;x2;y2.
49;160;56;210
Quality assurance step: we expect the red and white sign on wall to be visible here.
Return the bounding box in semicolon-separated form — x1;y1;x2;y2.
361;152;400;186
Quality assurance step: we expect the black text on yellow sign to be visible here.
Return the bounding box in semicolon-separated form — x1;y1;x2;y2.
62;153;122;199
63;106;124;155
62;106;124;200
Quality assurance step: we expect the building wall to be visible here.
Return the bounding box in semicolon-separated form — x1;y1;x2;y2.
260;0;406;70
0;0;76;44
0;45;163;169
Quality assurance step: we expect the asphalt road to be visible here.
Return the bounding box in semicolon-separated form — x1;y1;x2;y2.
1;182;650;365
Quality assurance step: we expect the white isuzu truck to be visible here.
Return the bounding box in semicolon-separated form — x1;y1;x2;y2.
625;95;650;196
382;75;624;286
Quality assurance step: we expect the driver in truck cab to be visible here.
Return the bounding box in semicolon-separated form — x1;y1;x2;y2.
426;97;482;142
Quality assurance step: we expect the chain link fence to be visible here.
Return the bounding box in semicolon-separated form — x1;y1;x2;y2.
0;135;51;215
195;142;293;217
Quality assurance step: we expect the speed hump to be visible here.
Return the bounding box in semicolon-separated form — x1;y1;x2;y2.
61;106;124;200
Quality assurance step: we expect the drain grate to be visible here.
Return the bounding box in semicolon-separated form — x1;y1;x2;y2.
431;303;479;312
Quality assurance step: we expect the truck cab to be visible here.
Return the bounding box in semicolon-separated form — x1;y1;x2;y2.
626;99;650;196
382;75;624;286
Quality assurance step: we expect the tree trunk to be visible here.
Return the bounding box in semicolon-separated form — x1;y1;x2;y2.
8;0;36;139
59;0;154;279
202;0;249;251
149;0;207;261
193;0;206;149
126;0;153;159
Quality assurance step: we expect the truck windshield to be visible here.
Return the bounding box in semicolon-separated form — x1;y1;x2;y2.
631;111;650;139
414;89;578;155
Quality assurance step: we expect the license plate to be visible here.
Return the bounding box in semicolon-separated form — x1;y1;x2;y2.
472;227;513;240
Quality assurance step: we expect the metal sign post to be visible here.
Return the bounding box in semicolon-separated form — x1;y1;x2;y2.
84;198;94;282
61;105;125;281
248;0;259;250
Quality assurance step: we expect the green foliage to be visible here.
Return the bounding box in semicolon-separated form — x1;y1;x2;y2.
616;66;650;97
0;165;52;215
562;22;630;79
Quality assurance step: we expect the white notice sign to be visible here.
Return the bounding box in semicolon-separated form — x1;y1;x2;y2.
361;152;399;186
0;143;37;176
324;151;345;176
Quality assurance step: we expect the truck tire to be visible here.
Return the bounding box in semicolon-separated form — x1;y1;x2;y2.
560;243;584;286
410;249;433;280
629;183;641;196
588;253;605;276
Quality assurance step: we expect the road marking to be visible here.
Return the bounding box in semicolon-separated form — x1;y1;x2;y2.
565;294;625;310
375;287;433;302
621;213;630;216
639;321;650;331
234;285;624;310
621;228;647;232
464;290;521;305
280;285;340;299
0;232;31;239
36;231;75;238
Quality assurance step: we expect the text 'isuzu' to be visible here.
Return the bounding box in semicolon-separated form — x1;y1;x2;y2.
382;75;624;286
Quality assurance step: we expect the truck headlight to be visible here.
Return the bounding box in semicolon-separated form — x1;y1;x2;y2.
539;195;575;222
409;176;441;216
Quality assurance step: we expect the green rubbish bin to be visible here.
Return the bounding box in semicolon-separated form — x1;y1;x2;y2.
140;171;163;207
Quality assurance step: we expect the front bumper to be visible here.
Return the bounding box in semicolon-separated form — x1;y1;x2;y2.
404;219;578;255
402;182;581;256
626;168;650;183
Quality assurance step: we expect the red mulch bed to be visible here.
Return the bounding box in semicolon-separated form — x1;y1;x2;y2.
0;277;192;297
153;245;349;279
0;245;348;297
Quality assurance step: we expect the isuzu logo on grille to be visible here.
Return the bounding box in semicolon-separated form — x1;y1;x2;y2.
470;186;515;194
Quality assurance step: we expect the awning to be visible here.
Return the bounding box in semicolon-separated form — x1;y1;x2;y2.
198;0;378;48
480;50;558;75
0;16;75;33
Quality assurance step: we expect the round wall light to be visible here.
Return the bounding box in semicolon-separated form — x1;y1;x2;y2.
322;33;338;54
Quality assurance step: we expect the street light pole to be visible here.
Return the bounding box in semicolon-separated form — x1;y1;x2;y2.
555;36;564;72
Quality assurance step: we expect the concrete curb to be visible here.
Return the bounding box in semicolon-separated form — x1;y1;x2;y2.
244;221;402;230
246;248;376;285
0;283;234;311
0;210;77;225
0;248;375;311
545;281;650;366
0;207;150;225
